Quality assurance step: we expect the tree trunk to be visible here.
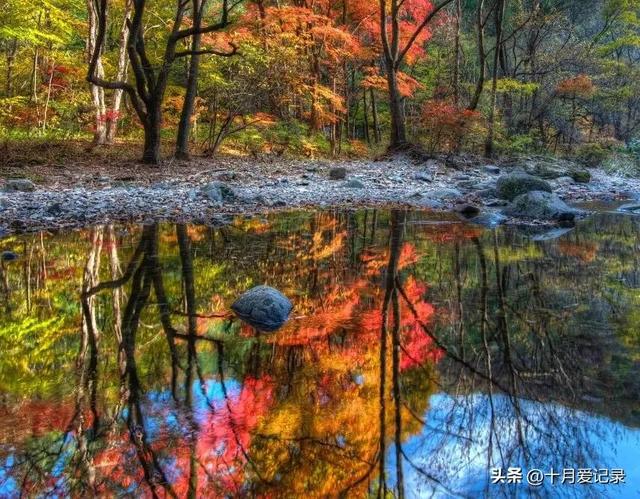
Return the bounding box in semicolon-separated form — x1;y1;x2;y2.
175;0;204;159
363;89;370;144
5;38;18;97
468;0;485;111
387;68;407;149
105;0;132;144
86;0;107;145
370;88;380;143
453;0;462;106
484;0;505;158
142;104;162;164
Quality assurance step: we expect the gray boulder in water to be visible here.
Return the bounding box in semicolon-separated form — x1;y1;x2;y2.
504;191;584;222
231;285;293;332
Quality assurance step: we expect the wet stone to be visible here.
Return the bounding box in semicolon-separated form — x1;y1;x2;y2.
231;285;293;332
1;250;19;262
483;165;501;175
504;191;585;222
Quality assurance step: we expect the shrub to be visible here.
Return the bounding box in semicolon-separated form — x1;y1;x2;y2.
495;132;543;156
602;152;640;177
420;100;484;153
575;143;612;167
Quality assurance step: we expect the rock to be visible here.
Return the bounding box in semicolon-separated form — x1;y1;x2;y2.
231;285;293;332
455;204;481;217
457;181;477;190
618;202;640;214
329;167;347;180
1;251;18;262
484;198;509;207
454;174;471;181
516;157;580;180
503;191;585;221
344;179;365;189
483;165;501;175
200;182;236;203
477;188;497;199
424;159;443;170
216;172;237;181
429;188;463;200
468;212;507;228
414;173;432;183
553;176;575;186
571;169;591;184
4;179;36;193
496;173;552;201
47;202;63;215
530;227;575;242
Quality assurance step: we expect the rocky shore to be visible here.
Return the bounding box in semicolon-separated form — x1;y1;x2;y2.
1;154;639;235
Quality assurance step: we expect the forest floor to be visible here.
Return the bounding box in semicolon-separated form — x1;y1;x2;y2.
1;150;640;235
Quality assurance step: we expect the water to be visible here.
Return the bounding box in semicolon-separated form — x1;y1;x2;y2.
0;209;639;498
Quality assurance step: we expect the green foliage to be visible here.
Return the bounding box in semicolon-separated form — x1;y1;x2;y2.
494;78;540;96
575;143;614;167
495;132;543;156
0;316;74;396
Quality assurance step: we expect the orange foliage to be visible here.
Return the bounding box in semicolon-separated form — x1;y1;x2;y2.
421;100;484;153
556;75;595;98
363;69;424;98
558;240;598;262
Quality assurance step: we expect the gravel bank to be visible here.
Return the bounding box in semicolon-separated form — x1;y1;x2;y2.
1;156;639;234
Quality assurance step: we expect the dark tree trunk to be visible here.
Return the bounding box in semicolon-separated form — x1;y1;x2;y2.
175;0;203;159
370;88;380;143
485;0;506;158
468;0;486;111
387;68;407;149
453;0;462;106
142;104;162;164
5;38;18;97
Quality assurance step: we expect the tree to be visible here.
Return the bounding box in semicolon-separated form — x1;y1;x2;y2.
87;0;242;164
378;0;455;150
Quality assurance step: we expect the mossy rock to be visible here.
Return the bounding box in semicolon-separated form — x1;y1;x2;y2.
496;173;553;201
570;169;591;184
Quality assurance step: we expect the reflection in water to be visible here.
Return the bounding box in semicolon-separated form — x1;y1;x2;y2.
0;210;639;497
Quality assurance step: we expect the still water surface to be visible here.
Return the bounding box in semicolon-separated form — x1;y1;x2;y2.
0;209;639;498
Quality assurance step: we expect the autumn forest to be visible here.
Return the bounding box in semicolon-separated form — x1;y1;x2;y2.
2;0;640;166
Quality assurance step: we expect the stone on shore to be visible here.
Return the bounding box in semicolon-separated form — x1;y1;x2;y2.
344;179;365;189
200;182;236;203
496;173;552;201
329;167;347;180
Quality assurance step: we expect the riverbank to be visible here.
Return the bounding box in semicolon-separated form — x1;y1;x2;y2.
1;154;639;234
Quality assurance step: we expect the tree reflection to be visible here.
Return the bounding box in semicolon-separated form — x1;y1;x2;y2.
0;210;638;497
